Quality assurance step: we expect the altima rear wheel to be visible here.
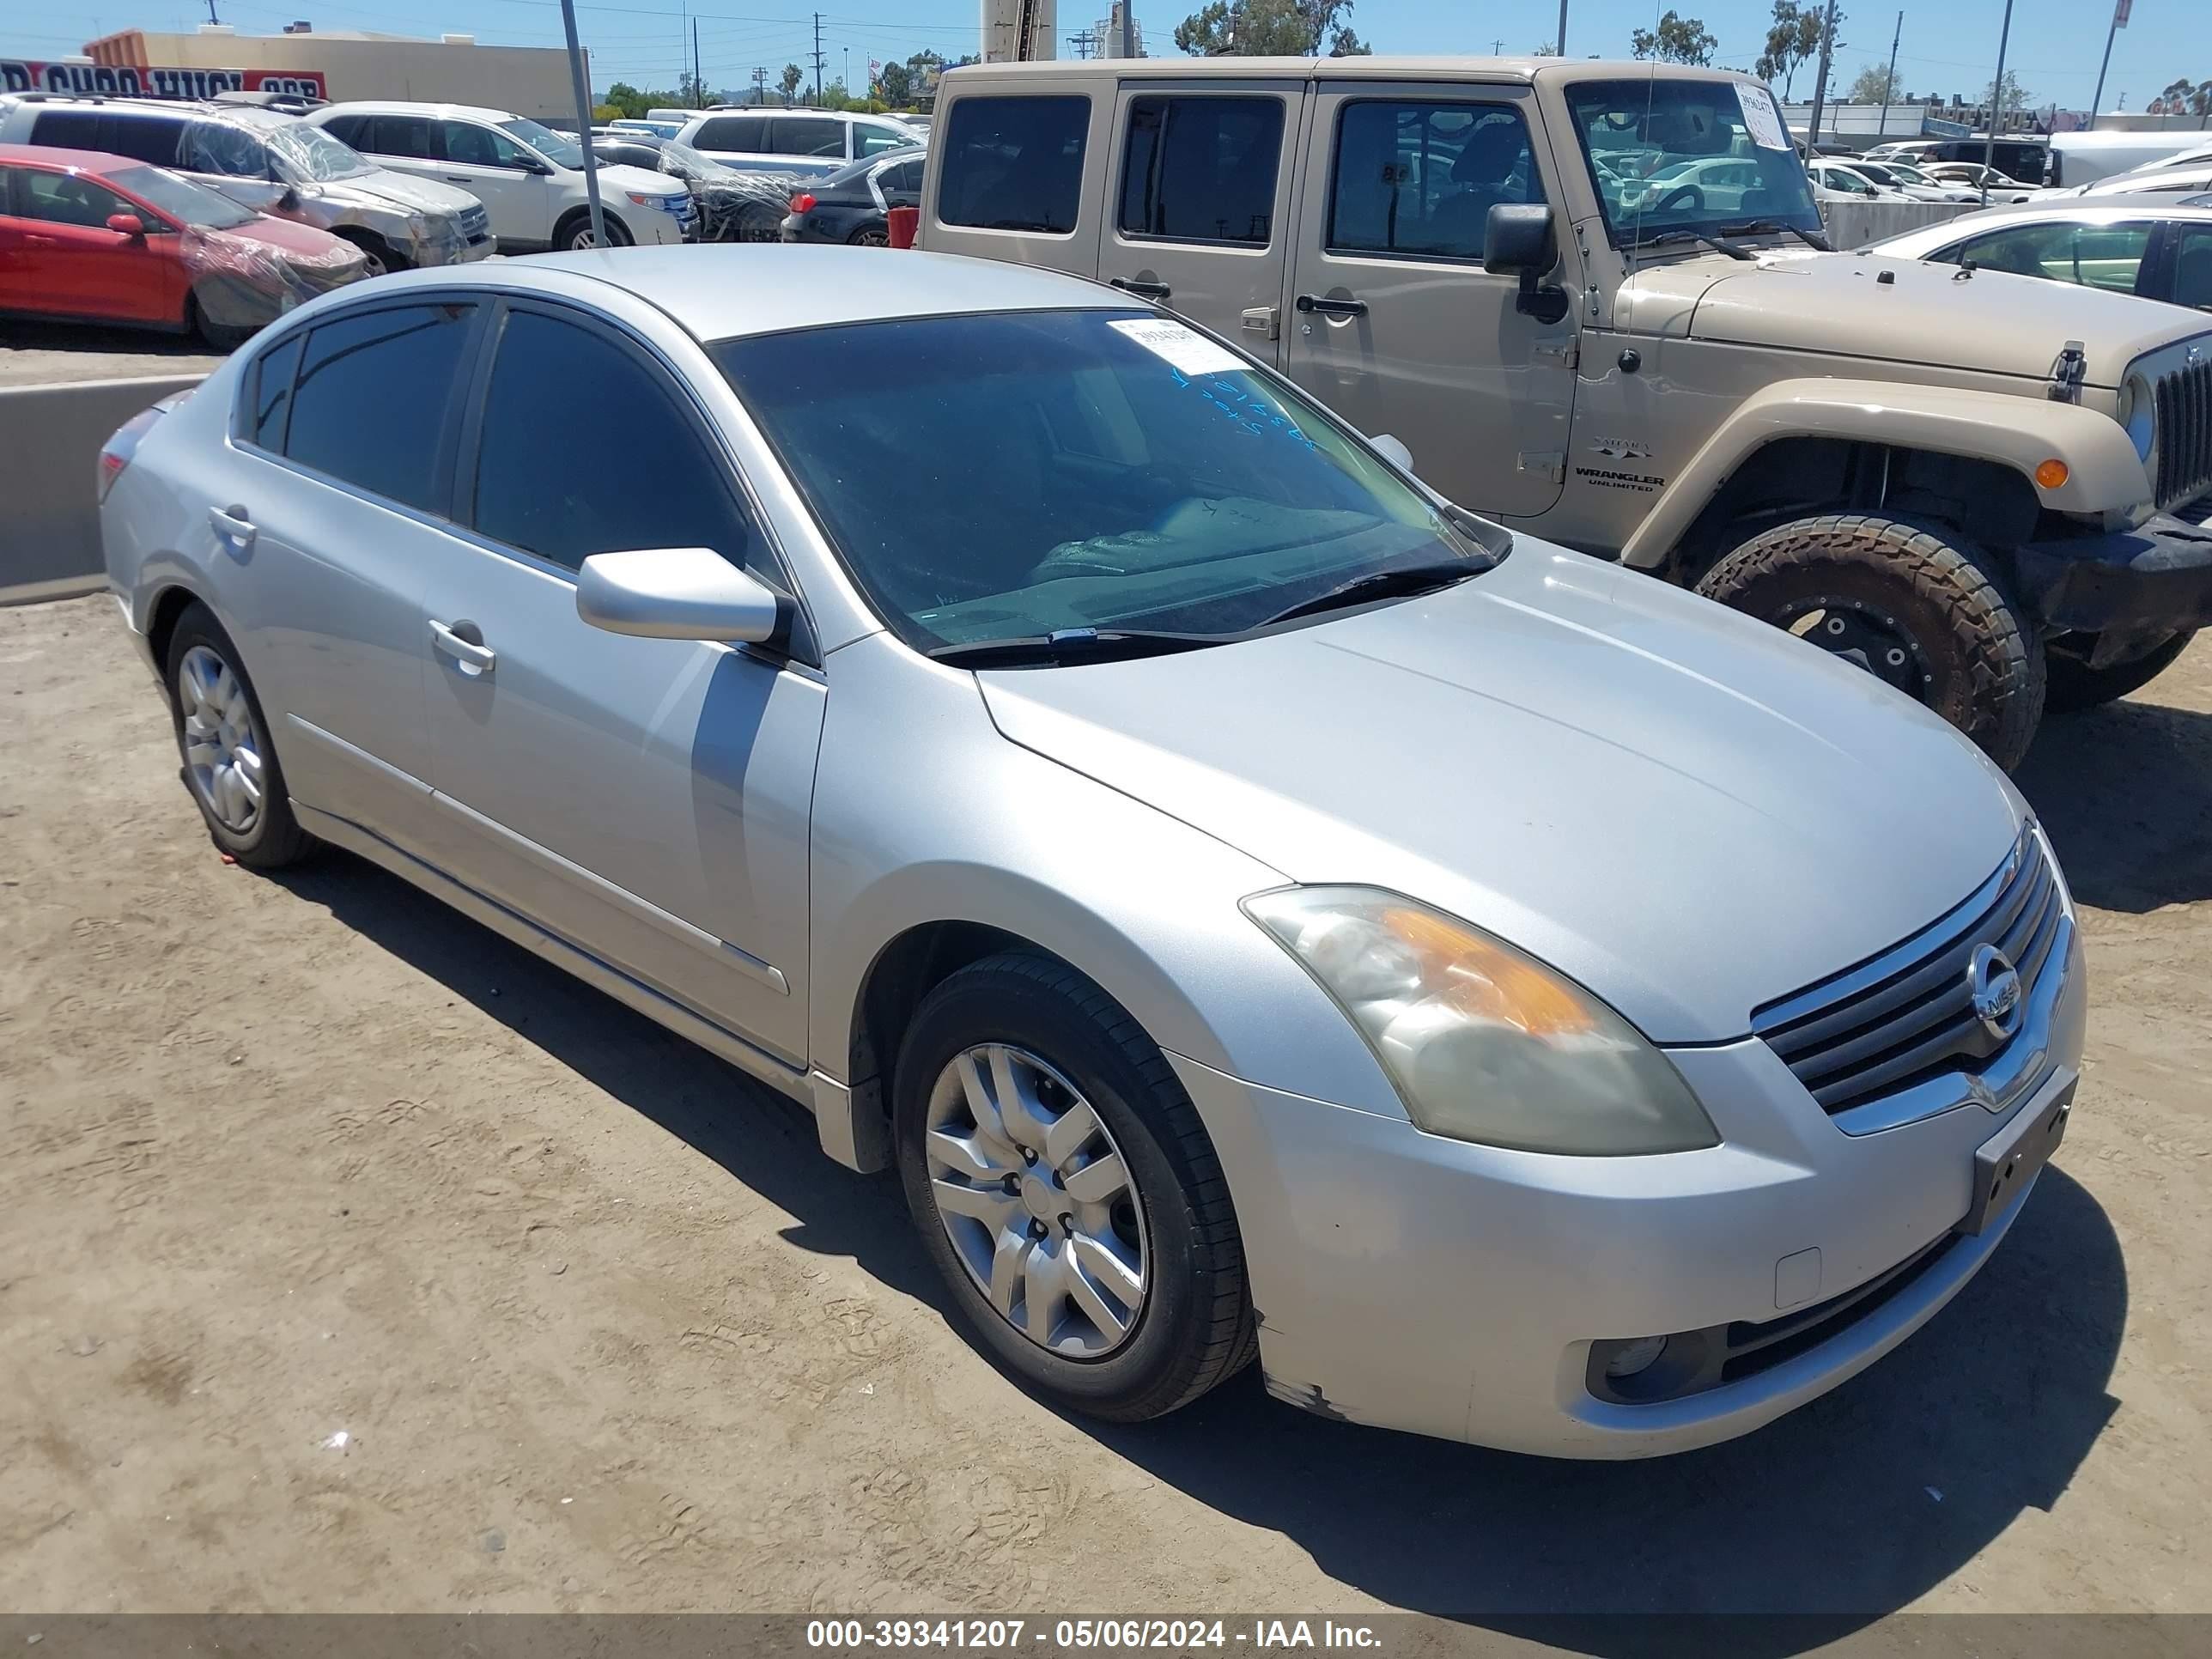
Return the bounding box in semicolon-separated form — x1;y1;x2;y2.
164;604;314;869
895;952;1255;1420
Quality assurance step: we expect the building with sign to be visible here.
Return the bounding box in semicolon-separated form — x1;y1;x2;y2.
74;23;578;119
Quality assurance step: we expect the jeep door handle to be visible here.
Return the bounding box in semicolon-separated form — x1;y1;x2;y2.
428;619;496;675
208;504;256;552
1110;277;1171;299
1295;293;1368;319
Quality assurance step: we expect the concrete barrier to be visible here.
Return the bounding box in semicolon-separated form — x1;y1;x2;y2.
0;373;208;604
1820;198;1978;250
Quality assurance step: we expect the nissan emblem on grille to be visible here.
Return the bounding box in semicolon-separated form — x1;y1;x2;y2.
1967;944;2025;1042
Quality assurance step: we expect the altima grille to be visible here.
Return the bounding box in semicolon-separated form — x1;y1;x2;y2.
2154;355;2212;512
1751;832;2063;1117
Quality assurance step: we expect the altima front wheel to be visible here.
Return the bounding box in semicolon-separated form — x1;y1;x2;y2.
894;952;1255;1420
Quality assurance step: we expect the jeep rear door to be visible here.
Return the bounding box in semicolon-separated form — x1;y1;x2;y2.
1094;79;1307;366
1280;79;1577;519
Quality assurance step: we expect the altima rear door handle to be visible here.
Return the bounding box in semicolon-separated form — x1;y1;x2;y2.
428;618;496;675
208;503;255;552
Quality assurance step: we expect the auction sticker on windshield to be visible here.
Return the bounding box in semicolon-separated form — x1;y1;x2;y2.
1736;83;1790;150
1109;317;1243;376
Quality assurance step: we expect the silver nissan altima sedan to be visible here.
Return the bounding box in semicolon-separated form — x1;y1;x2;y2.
100;246;2087;1457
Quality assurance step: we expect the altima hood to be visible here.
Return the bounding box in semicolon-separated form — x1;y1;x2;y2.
1686;251;2194;386
977;545;2025;1044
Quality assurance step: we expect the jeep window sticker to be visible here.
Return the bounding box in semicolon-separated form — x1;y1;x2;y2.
1735;84;1790;151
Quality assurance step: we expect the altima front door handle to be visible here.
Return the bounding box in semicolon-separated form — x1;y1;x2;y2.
429;618;496;675
1295;294;1368;319
208;503;256;552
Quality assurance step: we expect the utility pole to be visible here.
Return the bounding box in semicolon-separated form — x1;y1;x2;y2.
205;0;220;23
1067;29;1094;58
812;11;824;106
1803;0;1838;154
1119;0;1133;59
751;64;767;106
843;46;849;99
692;16;702;106
1877;11;1900;138
1981;0;2014;204
2090;0;2130;131
1555;0;1567;58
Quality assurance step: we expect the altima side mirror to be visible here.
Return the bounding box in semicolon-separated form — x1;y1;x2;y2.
1484;203;1570;325
576;547;781;644
106;212;145;239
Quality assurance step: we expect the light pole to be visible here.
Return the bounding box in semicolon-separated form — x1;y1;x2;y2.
557;0;605;248
1980;0;2014;206
1555;0;1567;57
2089;0;2129;131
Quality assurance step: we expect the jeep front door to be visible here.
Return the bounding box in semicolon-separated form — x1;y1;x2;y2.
1281;83;1577;519
1096;82;1305;366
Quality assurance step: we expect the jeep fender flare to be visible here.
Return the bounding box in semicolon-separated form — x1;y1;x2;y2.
1618;376;2153;570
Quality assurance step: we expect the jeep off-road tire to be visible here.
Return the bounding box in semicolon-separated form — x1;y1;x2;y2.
893;951;1257;1422
1697;514;2046;770
2045;629;2196;713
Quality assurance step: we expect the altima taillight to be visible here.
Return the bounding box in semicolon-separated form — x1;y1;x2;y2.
789;191;817;214
98;391;189;503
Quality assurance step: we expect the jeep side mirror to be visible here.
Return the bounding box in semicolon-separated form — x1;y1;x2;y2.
1484;203;1571;326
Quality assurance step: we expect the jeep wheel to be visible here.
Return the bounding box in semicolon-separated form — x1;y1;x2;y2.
1696;514;2046;770
2045;629;2196;713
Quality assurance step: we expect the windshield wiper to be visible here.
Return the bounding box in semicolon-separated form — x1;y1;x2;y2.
1717;217;1833;252
926;627;1219;668
1249;561;1486;629
1632;228;1757;261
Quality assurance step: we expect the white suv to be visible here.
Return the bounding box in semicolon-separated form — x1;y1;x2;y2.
308;101;695;250
673;107;920;179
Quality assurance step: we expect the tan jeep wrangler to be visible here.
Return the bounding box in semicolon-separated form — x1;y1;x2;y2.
919;57;2212;767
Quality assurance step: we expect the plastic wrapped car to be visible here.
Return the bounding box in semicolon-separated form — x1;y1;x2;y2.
658;141;794;242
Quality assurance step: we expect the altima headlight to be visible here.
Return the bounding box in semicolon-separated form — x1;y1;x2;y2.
2116;373;2156;464
1244;887;1718;1156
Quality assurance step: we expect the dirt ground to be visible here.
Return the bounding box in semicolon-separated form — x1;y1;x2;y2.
0;594;2205;1636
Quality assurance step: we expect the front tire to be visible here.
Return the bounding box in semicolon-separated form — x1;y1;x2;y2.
2045;629;2196;712
331;229;405;277
556;210;632;251
893;952;1255;1422
1696;514;2046;769
164;603;315;869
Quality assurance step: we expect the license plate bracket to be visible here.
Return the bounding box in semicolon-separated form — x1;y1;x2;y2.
1959;1080;2075;1236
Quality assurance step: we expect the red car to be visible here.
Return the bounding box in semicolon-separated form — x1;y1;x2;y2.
0;143;368;346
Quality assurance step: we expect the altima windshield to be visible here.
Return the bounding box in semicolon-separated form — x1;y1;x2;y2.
714;310;1502;655
1566;77;1824;247
501;118;584;169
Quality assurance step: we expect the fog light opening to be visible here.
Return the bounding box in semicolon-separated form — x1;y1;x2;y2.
1601;1334;1669;1380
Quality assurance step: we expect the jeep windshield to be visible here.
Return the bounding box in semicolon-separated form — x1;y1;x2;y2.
714;309;1504;659
1565;77;1824;250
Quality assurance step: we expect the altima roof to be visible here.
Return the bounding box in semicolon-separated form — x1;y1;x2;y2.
521;245;1131;340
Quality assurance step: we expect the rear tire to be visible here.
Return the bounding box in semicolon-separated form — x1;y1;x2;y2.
1696;513;2046;770
848;221;890;246
893;952;1255;1422
2045;629;2196;712
163;603;315;869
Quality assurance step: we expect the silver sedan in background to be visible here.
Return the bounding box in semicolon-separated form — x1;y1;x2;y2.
99;248;2085;1457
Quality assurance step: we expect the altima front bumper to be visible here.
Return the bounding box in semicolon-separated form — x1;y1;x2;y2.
1166;929;2087;1458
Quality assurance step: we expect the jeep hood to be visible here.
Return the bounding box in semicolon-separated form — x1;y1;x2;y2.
977;544;2025;1045
1619;250;2194;387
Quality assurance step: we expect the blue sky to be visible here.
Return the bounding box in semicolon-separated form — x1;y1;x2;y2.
2;0;2201;113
